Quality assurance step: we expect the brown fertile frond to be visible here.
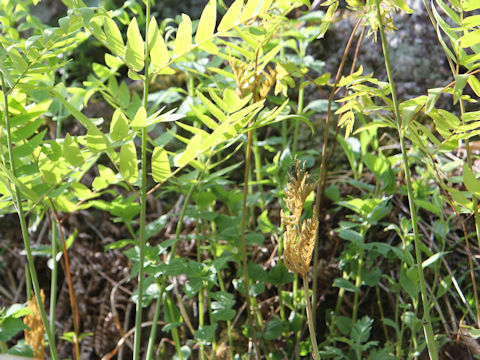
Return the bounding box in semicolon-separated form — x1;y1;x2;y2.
24;290;45;360
282;160;319;277
282;161;316;225
284;225;300;274
297;215;319;276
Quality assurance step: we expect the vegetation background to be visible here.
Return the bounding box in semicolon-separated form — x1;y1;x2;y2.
1;0;480;359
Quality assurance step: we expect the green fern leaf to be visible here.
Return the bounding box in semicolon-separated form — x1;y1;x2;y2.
218;0;243;32
174;14;192;57
151;147;171;183
120;140;138;183
195;0;216;43
240;0;261;22
104;17;125;57
126;17;144;72
149;17;170;68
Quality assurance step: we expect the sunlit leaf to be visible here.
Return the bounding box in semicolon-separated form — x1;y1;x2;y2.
63;133;84;167
125;17;144;72
218;0;243;32
195;0;216;43
104;17;125;57
151;147;171;183
110;109;129;141
131;106;147;130
463;163;480;197
174;14;192;57
149;17;170;68
120;141;138;183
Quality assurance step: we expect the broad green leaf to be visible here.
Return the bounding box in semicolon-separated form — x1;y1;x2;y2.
453;74;469;104
38;152;59;184
259;0;273;13
195;0;216;43
392;0;414;13
151;147;171;183
218;0;243;32
110;109;129;141
149;17;170;68
176;132;202;167
468;75;480;97
194;324;218;344
63;133;84;167
131;106;147;130
120;141;138;183
425;87;443;113
463;163;480;197
240;0;261;22
92;165;117;190
174;14;192;57
8;48;28;73
463;0;480;10
459;29;480;48
126;17;144;72
87;126;108;153
104;17;125;57
197;90;226;121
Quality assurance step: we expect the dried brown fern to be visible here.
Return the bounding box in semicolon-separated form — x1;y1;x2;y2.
24;289;46;360
281;161;318;277
281;160;321;360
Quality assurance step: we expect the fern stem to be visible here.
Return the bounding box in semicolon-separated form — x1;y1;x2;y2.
49;219;58;340
241;122;261;359
303;275;321;360
1;72;59;360
292;87;304;155
145;279;165;360
133;1;151;358
374;1;438;359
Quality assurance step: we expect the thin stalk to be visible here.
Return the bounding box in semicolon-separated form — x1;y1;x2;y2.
312;18;363;325
145;279;166;360
352;227;366;323
207;295;217;358
240;122;261;359
196;218;206;360
375;1;438;359
212;220;234;360
50;222;58;338
50;209;80;359
292;87;304;155
252;130;266;211
166;293;183;359
375;285;390;343
1;72;58;359
133;1;151;358
303;275;320;360
25;265;32;300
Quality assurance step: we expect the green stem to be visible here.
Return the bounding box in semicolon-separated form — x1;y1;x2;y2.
252;130;265;211
207;295;217;358
166;293;183;360
1;72;58;360
292;87;304;155
197;218;205;360
375;2;437;359
352;227;366;323
133;2;151;358
145;279;165;360
303;275;320;360
241;121;261;359
50;221;58;341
